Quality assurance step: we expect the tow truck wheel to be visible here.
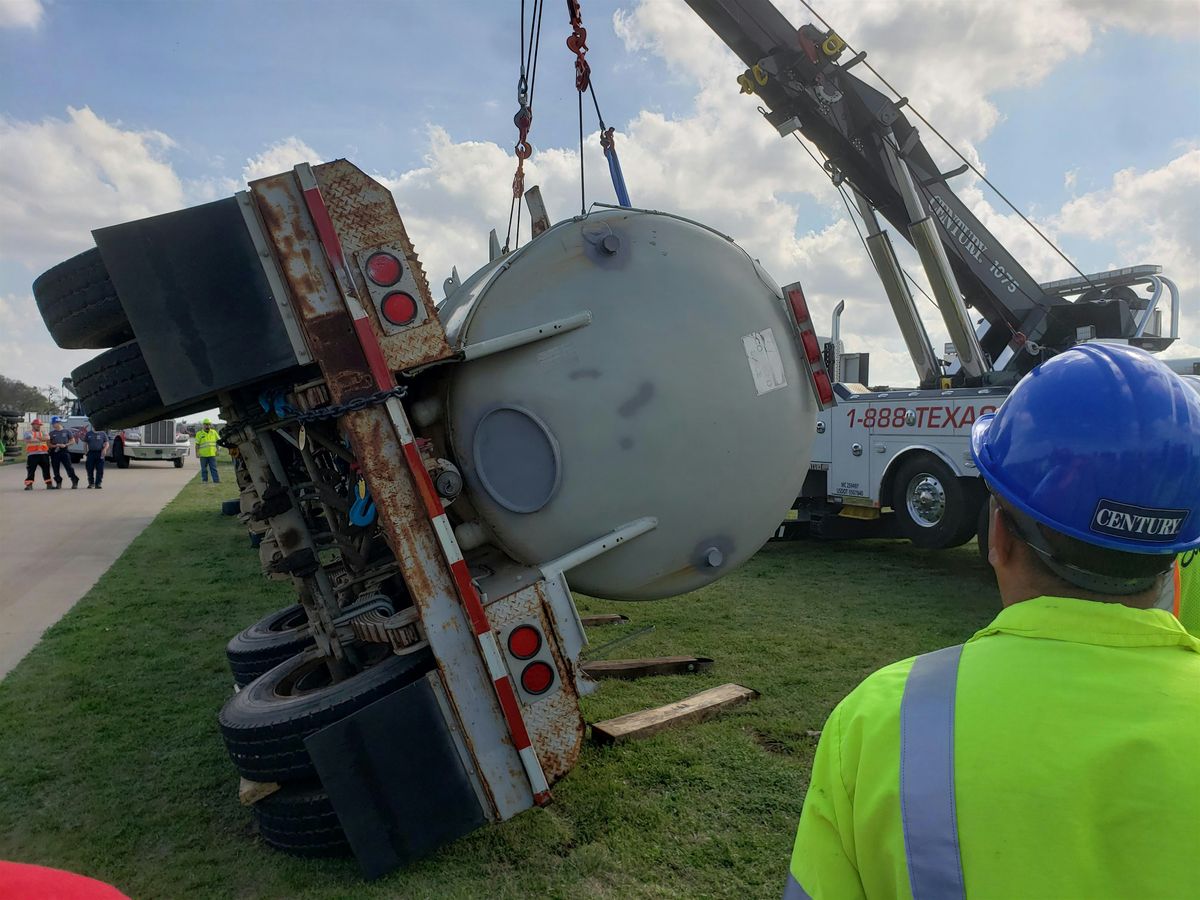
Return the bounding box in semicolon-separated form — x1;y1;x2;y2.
32;247;134;349
891;454;982;550
252;782;350;858
173;456;184;468
226;604;316;688
218;643;435;783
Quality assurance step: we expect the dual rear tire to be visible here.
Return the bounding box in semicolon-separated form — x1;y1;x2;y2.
891;454;986;551
221;616;434;858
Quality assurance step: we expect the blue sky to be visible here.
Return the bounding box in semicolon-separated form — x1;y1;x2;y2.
1;0;1198;391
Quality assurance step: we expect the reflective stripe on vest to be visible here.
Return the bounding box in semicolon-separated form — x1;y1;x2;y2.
782;871;813;900
25;431;49;454
900;643;966;900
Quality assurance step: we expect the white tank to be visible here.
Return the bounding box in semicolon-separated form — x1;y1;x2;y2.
440;208;815;600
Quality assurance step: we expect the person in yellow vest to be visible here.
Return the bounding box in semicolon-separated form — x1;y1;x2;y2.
195;418;220;484
22;418;52;490
785;344;1200;900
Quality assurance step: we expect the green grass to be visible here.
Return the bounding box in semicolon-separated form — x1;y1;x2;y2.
0;473;999;899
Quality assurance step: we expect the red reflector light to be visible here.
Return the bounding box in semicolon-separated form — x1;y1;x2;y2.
521;661;554;695
814;370;834;405
380;291;418;326
801;330;821;363
787;288;810;324
366;252;403;286
507;625;542;660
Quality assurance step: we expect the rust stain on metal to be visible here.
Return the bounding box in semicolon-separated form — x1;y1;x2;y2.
250;170;376;403
485;583;585;784
314;160;453;372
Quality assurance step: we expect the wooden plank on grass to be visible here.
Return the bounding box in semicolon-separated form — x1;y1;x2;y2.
582;656;713;680
238;777;281;806
581;614;629;626
591;683;758;745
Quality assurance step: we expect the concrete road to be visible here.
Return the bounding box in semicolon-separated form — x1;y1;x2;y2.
0;453;199;679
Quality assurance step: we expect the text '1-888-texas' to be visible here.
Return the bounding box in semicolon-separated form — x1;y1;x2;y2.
845;403;998;431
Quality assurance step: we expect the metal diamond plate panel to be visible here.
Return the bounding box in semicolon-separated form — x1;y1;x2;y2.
486;583;585;784
313;160;452;372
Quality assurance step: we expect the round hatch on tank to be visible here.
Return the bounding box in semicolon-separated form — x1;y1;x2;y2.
472;405;562;514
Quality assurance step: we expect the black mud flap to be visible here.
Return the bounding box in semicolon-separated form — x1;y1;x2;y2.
305;672;489;879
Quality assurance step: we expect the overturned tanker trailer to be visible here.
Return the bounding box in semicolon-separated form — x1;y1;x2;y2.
34;160;827;874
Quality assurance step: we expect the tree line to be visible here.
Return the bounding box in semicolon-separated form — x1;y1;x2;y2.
0;374;62;415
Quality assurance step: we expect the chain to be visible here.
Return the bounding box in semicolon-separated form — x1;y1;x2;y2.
566;0;590;92
219;385;409;444
295;385;409;424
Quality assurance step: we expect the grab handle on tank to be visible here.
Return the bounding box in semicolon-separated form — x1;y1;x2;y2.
539;516;659;576
461;311;593;362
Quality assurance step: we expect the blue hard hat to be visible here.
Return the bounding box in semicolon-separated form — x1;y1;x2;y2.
971;343;1200;555
50;416;62;424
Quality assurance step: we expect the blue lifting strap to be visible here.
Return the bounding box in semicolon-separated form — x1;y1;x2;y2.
601;127;631;207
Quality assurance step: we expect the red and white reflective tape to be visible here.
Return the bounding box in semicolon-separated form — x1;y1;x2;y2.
297;167;551;806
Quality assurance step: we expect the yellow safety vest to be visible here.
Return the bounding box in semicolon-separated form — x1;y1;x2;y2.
195;428;219;458
787;597;1200;900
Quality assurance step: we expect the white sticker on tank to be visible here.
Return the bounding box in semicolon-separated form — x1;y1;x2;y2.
743;328;787;396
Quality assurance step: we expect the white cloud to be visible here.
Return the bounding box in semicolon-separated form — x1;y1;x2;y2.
0;0;43;29
0;106;185;269
1055;148;1200;339
242;137;323;183
1067;0;1200;38
0;292;94;389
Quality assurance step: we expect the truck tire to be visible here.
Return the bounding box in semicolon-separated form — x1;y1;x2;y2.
173;456;184;468
891;453;983;550
71;341;166;431
32;248;133;349
218;644;435;782
252;782;350;857
226;605;315;688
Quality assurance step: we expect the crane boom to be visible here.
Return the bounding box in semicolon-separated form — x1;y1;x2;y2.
685;0;1176;383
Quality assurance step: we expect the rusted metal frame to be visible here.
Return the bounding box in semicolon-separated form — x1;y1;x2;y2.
295;437;369;571
249;165;534;820
236;423;348;666
309;159;452;373
295;163;553;808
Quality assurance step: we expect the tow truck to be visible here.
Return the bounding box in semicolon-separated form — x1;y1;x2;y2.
686;0;1181;551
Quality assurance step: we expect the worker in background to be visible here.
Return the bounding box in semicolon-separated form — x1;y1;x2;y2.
195;418;220;484
22;418;52;490
785;343;1200;900
83;425;109;489
46;416;79;489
